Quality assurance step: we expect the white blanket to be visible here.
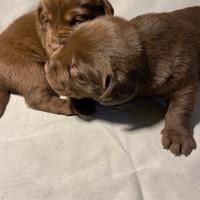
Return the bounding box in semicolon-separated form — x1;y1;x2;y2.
0;1;200;200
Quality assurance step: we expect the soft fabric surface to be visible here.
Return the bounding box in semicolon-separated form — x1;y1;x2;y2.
0;1;200;199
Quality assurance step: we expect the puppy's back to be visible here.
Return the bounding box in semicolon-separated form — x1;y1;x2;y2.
0;11;45;64
130;6;200;42
173;6;200;28
0;11;46;94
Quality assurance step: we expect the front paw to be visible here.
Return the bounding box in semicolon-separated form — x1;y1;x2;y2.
71;98;96;120
161;128;197;156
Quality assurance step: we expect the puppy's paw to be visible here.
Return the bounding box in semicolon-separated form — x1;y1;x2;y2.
71;98;96;120
161;129;196;157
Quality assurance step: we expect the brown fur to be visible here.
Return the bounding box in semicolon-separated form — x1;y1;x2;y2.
46;6;200;156
0;0;114;118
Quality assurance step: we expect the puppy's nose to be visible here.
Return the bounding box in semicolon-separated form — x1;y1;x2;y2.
50;42;60;52
50;36;66;52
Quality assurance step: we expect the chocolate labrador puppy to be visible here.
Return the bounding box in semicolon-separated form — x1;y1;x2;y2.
0;0;113;118
45;6;200;156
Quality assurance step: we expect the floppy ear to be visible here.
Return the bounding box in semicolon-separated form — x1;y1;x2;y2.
100;0;114;15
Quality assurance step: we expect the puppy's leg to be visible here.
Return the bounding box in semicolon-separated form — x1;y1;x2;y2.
161;82;199;156
0;87;10;118
25;89;74;116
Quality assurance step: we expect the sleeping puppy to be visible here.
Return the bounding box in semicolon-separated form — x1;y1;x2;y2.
0;0;113;118
45;6;200;156
37;0;114;55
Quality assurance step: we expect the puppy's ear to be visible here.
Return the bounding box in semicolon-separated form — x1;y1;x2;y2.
100;0;114;15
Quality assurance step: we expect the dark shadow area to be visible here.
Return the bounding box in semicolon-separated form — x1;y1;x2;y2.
73;96;167;131
74;93;200;132
94;96;167;130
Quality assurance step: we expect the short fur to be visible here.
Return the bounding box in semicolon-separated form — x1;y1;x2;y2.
0;0;114;118
46;7;200;156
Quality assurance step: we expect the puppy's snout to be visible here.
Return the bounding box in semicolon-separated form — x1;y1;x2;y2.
49;35;67;52
49;42;60;52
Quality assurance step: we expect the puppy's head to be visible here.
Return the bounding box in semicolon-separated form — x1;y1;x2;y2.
45;16;144;106
37;0;114;55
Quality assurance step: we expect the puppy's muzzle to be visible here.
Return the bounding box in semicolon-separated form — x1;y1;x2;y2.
49;30;72;52
49;36;66;52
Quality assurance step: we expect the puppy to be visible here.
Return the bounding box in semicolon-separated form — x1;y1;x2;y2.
45;6;200;156
0;0;114;118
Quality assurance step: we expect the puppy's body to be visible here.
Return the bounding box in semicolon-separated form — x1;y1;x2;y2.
0;11;54;116
0;0;114;117
46;6;200;156
132;7;200;96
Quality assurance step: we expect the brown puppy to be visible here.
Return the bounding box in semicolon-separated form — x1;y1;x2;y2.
0;0;114;118
37;0;114;55
45;6;200;156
